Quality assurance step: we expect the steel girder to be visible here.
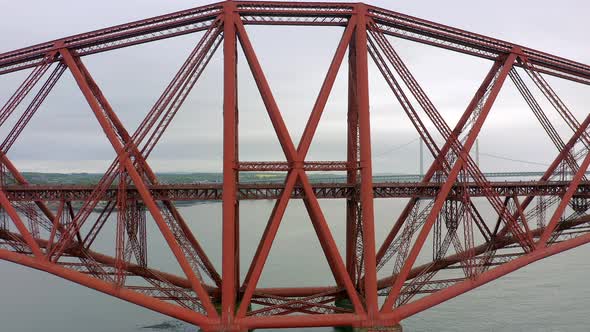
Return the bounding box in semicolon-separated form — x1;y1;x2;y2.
1;181;590;201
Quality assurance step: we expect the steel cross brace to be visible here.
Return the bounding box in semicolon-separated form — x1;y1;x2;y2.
373;58;504;269
372;57;526;282
365;26;494;271
47;24;223;286
380;51;519;313
368;28;534;254
234;13;367;322
0;59;73;255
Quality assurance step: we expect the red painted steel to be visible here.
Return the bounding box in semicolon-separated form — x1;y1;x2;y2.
0;2;589;331
221;1;239;324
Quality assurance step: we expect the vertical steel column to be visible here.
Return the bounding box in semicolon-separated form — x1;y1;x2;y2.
346;27;360;284
354;4;378;317
222;1;240;327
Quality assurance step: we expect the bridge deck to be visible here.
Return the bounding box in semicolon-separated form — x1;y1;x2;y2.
3;180;589;201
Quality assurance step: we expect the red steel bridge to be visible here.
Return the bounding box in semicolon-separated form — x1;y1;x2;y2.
1;1;590;331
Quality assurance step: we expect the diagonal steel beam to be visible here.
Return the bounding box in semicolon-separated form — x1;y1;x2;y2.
374;55;506;269
48;24;224;286
59;48;218;318
381;51;518;313
235;13;365;317
368;25;534;253
538;149;590;246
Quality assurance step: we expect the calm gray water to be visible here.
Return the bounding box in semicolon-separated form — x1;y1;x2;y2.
1;199;588;331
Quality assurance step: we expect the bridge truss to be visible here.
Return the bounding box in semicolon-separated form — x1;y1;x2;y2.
1;1;590;331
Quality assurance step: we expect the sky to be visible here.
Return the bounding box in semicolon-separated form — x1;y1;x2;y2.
0;0;589;174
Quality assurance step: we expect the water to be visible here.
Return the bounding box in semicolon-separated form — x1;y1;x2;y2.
0;199;589;331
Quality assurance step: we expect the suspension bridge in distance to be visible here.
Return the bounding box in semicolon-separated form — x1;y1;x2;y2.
1;1;590;332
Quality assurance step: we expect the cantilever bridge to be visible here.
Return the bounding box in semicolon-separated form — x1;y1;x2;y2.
1;1;590;331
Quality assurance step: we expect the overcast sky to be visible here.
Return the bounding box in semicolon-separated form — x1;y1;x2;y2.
0;0;589;174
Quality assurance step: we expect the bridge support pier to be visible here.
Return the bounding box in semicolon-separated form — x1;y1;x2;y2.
210;299;252;332
335;299;402;332
354;325;403;332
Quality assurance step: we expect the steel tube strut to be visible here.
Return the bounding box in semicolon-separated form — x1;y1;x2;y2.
353;4;378;317
221;1;239;325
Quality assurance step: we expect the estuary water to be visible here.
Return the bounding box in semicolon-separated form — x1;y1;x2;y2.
0;199;589;332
